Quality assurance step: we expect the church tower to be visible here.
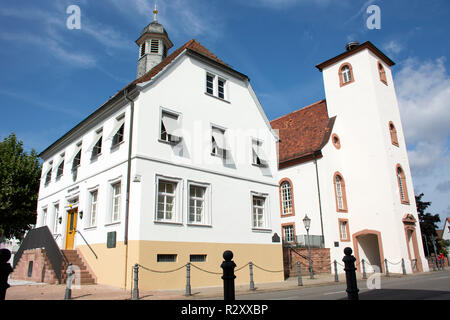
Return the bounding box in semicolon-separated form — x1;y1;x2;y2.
136;5;173;78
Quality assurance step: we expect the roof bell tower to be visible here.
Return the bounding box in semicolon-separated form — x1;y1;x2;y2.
136;5;173;78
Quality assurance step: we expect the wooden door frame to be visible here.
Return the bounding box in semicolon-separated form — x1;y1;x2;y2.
65;207;78;250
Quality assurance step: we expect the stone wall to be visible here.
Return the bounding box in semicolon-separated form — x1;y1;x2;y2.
10;248;59;284
283;247;331;278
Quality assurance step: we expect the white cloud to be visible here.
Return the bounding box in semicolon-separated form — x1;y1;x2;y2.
384;40;403;55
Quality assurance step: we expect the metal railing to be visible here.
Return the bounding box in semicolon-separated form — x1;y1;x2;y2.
283;234;325;248
75;230;98;259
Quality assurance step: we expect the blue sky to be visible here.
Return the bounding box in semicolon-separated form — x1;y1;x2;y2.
1;0;449;227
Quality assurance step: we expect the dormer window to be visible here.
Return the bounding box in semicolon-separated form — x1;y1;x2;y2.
339;63;354;87
151;39;159;53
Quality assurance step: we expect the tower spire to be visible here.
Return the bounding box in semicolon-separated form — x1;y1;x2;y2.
153;4;158;22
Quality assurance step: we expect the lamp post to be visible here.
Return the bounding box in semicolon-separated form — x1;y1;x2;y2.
303;214;314;279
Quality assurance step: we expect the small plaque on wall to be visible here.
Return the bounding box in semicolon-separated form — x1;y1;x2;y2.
272;233;280;243
107;231;117;248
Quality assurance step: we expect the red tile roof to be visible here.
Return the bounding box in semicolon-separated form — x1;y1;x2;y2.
270;100;335;165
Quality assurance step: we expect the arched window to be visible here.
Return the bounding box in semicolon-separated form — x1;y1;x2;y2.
396;165;410;204
378;62;387;85
279;178;295;216
389;122;399;147
339;63;354;87
333;172;348;212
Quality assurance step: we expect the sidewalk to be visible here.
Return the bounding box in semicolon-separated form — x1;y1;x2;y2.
4;271;416;300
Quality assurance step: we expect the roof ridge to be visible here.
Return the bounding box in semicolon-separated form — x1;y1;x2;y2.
270;99;326;123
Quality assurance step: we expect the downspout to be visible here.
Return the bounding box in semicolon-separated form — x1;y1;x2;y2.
313;152;325;247
123;87;136;289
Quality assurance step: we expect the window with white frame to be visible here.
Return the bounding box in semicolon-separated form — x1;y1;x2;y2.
283;225;295;243
251;194;269;229
335;175;344;210
205;72;228;100
53;204;59;233
218;78;226;99
89;190;98;227
211;126;227;158
280;181;293;215
111;182;121;223
340;220;348;241
160;110;181;144
341;65;352;84
206;73;214;95
156;179;179;222
72;144;82;170
188;183;210;225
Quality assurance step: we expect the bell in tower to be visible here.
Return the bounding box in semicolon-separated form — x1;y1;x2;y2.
136;5;173;78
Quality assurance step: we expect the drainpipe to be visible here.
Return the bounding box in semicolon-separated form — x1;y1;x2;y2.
313;152;325;247
123;87;136;289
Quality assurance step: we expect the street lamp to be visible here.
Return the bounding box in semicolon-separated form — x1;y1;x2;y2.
303;214;314;279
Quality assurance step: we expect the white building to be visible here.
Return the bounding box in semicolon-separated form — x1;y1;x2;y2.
442;218;450;254
34;13;284;290
271;41;429;274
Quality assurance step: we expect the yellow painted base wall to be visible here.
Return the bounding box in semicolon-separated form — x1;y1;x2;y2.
77;240;284;291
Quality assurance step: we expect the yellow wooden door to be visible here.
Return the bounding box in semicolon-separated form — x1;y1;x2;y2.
65;208;78;250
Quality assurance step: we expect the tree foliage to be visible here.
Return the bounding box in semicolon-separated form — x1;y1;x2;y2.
0;133;41;239
415;193;443;255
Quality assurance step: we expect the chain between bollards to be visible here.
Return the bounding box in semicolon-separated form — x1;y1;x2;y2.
64;262;73;300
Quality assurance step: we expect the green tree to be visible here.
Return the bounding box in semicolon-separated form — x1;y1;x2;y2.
0;133;41;239
415;193;442;256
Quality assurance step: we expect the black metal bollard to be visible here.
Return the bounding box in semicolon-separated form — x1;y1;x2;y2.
343;247;359;300
334;260;339;282
361;259;367;280
297;261;303;286
384;259;390;277
0;249;13;301
132;264;139;300
221;250;236;301
401;258;407;275
64;263;73;300
186;262;192;296
249;261;255;291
